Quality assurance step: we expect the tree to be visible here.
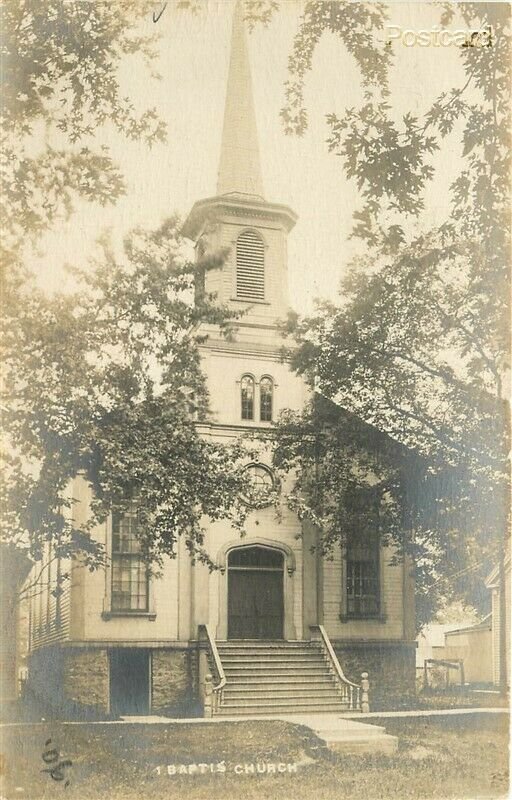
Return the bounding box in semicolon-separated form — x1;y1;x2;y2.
1;0;166;271
0;3;173;703
1;218;250;590
265;3;509;654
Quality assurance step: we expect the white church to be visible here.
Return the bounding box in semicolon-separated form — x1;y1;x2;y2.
23;6;416;719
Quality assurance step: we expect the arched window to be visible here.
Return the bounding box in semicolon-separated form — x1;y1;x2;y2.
236;230;265;301
260;376;273;422
240;375;255;420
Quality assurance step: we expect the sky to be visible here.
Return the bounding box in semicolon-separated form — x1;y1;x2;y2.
30;1;476;314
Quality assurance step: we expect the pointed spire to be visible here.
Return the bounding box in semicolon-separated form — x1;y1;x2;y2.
217;2;264;199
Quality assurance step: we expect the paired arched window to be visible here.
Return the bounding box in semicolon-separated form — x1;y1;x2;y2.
240;375;274;422
259;376;273;422
236;230;265;301
241;375;255;420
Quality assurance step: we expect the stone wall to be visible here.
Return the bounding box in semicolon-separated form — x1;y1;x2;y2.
63;648;109;714
26;646;109;718
151;649;197;716
333;642;416;710
26;646;64;715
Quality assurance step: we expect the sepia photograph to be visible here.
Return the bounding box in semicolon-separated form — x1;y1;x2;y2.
0;1;510;798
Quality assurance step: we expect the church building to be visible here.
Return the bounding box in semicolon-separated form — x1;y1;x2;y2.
23;7;416;718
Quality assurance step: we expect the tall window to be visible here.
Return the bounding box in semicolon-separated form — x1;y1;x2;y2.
260;376;273;422
241;375;255;420
111;505;149;612
346;528;380;618
236;230;265;301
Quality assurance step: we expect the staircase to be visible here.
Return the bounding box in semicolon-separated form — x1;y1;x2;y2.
214;640;354;716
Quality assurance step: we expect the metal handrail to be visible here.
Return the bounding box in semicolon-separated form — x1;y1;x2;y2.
311;624;362;710
317;624;359;687
199;624;226;714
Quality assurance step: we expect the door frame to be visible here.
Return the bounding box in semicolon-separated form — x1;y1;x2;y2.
108;647;152;716
227;554;284;639
217;538;297;640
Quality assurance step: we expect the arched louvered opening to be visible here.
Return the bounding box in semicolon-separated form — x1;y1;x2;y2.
240;374;255;420
236;230;265;301
259;376;273;422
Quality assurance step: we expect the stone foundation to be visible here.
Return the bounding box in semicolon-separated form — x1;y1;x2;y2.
333;642;416;710
26;646;109;718
26;645;199;719
26;641;415;717
63;648;109;713
151;649;197;716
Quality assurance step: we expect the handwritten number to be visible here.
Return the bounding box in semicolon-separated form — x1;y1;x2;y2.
41;739;72;787
42;748;59;764
153;3;167;23
41;760;73;781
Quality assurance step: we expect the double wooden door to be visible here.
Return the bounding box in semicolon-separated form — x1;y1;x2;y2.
227;546;284;639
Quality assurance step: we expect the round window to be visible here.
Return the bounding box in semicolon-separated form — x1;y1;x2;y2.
241;463;276;508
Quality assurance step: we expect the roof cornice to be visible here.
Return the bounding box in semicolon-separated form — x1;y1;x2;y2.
182;194;297;240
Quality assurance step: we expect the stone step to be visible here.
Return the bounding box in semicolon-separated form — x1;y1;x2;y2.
217;644;322;655
324;733;398;755
220;652;320;660
223;688;340;699
225;668;329;678
216;702;347;715
220;655;328;669
220;647;322;654
321;725;387;738
218;641;312;647
226;678;334;688
221;658;329;672
218;644;319;651
220;696;346;708
214;638;345;717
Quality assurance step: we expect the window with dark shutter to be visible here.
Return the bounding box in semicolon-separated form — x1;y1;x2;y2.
236;230;265;301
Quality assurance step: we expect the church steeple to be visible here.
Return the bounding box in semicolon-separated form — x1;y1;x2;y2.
217;2;264;199
183;1;297;327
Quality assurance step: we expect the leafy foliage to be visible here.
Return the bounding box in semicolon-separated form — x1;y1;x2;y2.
1;0;166;267
1;219;250;575
271;2;510;623
281;1;390;136
273;399;403;553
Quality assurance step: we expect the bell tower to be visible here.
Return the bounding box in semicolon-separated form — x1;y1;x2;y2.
182;1;297;330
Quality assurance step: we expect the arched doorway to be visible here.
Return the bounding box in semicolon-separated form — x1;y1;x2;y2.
227;546;284;639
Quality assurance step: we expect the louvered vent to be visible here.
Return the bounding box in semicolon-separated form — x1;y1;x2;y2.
236;230;265;301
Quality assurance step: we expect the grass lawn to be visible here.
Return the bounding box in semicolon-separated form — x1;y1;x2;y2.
0;713;508;800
